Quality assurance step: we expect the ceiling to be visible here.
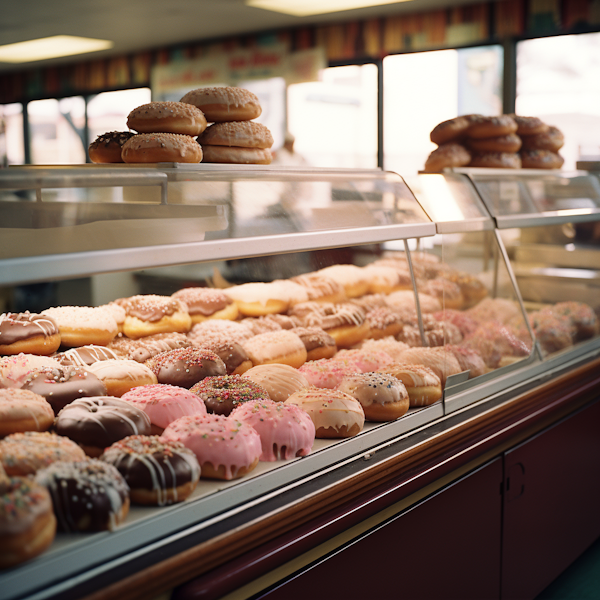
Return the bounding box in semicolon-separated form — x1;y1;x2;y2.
0;0;486;74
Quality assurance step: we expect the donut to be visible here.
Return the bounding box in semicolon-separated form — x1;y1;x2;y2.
385;290;442;314
171;287;238;323
35;459;130;532
432;309;480;338
193;337;253;375
529;310;574;355
101;302;127;334
509;115;549;136
0;388;54;437
0;477;56;569
53;344;121;366
430;116;472;145
289;326;337;361
88;131;135;163
230;399;315;461
126;101;208;135
520;149;564;170
462;323;532;368
224;282;291;317
121;132;203;163
108;332;193;363
469;151;522;169
298;358;357;390
466;133;522;153
20;365;107;414
289;273;347;304
201;145;272;164
421;279;465;310
440;271;488;308
520;126;564;152
180;86;262;122
365;307;406;339
444;345;487;378
242;330;307;369
0;312;61;356
397;317;462;348
121;384;207;435
55;396;152;457
362;264;413;294
145;347;226;389
242;363;310;403
241;314;301;333
549;301;598;341
190;374;269;416
198;121;274;148
350;293;389;314
270;280;311;307
0;431;86;476
467;115;518;139
378;363;442;407
118;294;192;339
397;346;463;386
333;347;394;373
337;372;409;421
85;359;158;397
284;387;365;438
315;265;370;299
41;306;118;347
423;143;471;172
161;413;262;480
101;435;200;505
466;297;523;325
357;337;410;362
187;319;254;346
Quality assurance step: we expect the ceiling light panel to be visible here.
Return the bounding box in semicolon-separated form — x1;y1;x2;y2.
0;36;114;63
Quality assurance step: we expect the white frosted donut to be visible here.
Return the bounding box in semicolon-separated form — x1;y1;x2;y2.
378;362;442;407
201;145;272;165
198;121;273;149
40;307;118;347
242;330;307;369
316;265;370;299
180;86;262;122
290;273;347;304
358;337;410;362
386;290;442;313
224;282;290;317
126;101;208;135
85;359;158;397
121;133;203;164
362;264;413;294
243;363;310;402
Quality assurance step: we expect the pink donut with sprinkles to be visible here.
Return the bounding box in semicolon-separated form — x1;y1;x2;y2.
298;358;357;389
332;348;394;373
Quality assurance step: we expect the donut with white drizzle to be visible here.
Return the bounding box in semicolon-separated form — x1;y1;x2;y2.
0;312;61;355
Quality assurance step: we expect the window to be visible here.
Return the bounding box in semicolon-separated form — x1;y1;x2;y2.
0;103;24;166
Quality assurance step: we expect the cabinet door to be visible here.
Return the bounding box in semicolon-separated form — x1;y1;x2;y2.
257;458;503;600
502;400;600;600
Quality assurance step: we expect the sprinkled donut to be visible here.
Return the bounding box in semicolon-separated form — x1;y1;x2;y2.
379;362;442;407
333;347;394;373
243;329;307;369
171;287;238;323
365;307;406;339
0;388;54;436
101;435;201;506
108;332;193;363
122;132;203;163
85;359;158;397
88;131;135;163
180;86;262;123
358;337;410;362
0;352;61;388
298;358;357;390
41;306;118;347
193;336;253;375
0;311;61;356
126;101;208;136
289;326;337;361
243;363;310;402
187;319;254;345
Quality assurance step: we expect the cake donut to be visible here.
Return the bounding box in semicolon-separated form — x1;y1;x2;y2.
224;282;291;317
230;399;315;461
121;133;203;163
0;476;56;569
53;344;121;367
121;384;207;435
0;312;61;356
101;435;201;506
54;396;152;457
108;332;193;363
520;126;564;152
0;388;54;437
242;363;310;402
180;86;262;122
20;365;107;414
285;387;365;438
126;101;208;136
193;337;253;375
145;347;226;389
289;327;337;361
337;372;410;422
187;319;254;346
85;359;157;397
0;431;86;476
289;273;347;304
298;358;357;390
88;131;135;163
468;151;521;169
171;287;239;323
190;374;269;416
161;413;262;480
242;330;307;369
520;149;564;170
466;133;522;153
378;363;442;407
315;265;370;299
466;115;518;139
423;143;471;172
35;459;130;532
41;306;118;347
430;116;472;145
198;121;274;149
117;294;192;339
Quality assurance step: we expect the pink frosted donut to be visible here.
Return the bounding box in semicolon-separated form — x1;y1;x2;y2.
332;348;394;373
121;384;207;435
243;364;309;402
358;337;410;362
230;399;315;461
298;359;356;389
161;413;261;480
187;319;254;345
0;354;61;388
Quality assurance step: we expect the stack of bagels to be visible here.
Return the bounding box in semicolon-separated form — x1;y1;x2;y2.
424;114;564;172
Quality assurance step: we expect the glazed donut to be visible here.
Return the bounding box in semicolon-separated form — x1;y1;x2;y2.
509;115;549;136
121;384;207;435
201;145;271;164
0;431;86;476
337;372;409;422
362;264;413;294
53;344;121;367
0;388;54;437
171;287;238;323
101;435;201;506
126;101;208;135
20;365;107;414
41;306;118;347
378;363;442;407
121;132;203;163
285;387;365;438
289;273;347;304
0;312;61;356
242;363;309;403
430;115;473;145
270;280;311;307
118;294;192;339
467;115;517;139
198;121;273;149
423;143;471;172
161;413;262;480
520;126;564;152
289;326;337;361
55;396;151;457
0;477;56;569
146;347;226;389
466;133;522;153
365;307;406;339
88;131;135;163
333;347;394;373
85;359;158;397
316;265;370;299
224;282;291;317
190;374;269;416
397;346;463;386
187;319;254;345
35;459;130;532
180;86;262;123
298;358;357;390
242;330;307;369
194;336;253;375
549;301;598;341
230;399;315;461
469;151;521;169
108;332;193;363
520;149;564;170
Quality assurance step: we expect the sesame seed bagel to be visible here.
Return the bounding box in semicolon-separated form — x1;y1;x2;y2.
198;121;274;149
126;101;208;136
180;86;261;122
201;145;272;165
121;133;203;164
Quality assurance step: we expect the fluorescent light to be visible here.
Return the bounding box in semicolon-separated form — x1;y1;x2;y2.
246;0;413;17
0;36;113;64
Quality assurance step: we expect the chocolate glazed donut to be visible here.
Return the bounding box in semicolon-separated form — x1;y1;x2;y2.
146;347;226;388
